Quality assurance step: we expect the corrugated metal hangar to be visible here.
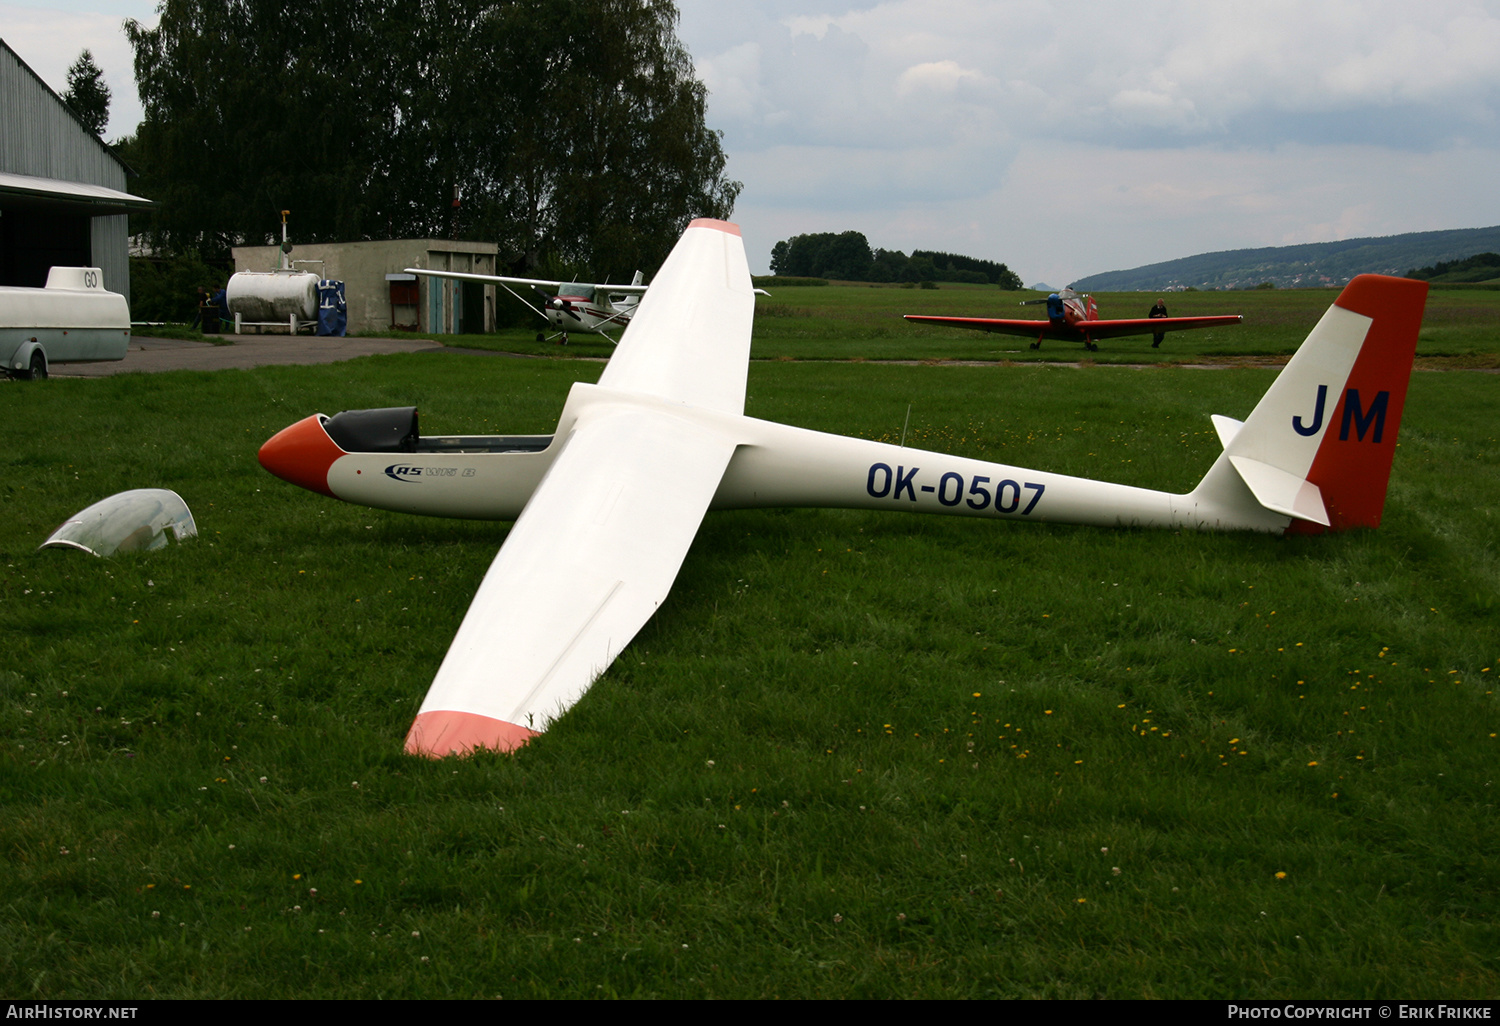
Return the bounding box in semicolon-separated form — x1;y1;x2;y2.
0;38;151;297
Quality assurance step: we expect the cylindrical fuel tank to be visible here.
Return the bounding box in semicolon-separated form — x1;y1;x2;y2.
226;270;320;322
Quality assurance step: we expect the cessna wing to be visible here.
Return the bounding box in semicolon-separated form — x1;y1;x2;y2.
404;269;649;295
902;314;1244;341
402;219;756;756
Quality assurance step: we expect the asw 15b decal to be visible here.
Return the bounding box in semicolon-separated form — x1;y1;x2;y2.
384;465;476;482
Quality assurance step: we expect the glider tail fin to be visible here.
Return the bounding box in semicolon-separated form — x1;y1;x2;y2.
1191;274;1428;533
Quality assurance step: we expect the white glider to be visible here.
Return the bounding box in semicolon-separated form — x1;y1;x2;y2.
259;219;1429;757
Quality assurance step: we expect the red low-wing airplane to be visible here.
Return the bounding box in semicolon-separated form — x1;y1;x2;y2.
904;287;1243;351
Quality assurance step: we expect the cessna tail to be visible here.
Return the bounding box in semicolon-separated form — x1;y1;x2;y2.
259;218;1428;758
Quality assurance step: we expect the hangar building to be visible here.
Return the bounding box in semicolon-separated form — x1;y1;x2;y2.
232;239;499;336
0;38;152;297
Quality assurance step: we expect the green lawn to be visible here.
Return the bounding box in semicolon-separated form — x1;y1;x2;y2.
1;347;1496;998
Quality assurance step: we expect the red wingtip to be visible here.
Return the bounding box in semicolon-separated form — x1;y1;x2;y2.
687;218;741;236
405;710;540;758
258;415;344;498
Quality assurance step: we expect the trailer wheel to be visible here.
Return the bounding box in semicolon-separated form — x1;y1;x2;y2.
22;350;47;381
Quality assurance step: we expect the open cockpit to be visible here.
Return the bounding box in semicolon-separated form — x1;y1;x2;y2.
321;407;553;456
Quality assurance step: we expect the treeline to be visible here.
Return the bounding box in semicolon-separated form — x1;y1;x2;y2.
118;0;738;282
769;231;1023;287
1404;252;1500;283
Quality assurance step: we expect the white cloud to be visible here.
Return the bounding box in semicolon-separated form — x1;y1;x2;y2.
1;1;155;139
783;14;838;41
896;60;988;96
676;0;1500;276
696;41;763;121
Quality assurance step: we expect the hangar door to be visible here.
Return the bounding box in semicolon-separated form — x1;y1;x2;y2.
0;200;91;287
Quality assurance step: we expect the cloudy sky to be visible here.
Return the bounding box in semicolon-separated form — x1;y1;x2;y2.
8;0;1500;284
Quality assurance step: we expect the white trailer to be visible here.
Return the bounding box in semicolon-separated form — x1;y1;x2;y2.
1;267;130;379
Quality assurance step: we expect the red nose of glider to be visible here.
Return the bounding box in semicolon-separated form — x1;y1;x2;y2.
258;415;344;498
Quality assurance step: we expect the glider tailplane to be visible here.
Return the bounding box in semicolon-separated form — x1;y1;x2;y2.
1189;274;1427;533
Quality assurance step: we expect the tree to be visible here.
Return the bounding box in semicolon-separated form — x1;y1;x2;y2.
771;233;1024;286
770;231;874;280
123;0;738;276
62;49;111;136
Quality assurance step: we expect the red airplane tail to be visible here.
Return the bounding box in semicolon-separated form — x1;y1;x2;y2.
1194;274;1428;533
1292;275;1427;532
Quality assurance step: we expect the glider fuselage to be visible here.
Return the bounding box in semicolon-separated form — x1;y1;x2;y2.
262;381;1287;533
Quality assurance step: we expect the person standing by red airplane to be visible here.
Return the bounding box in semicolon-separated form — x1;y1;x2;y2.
1149;297;1169;347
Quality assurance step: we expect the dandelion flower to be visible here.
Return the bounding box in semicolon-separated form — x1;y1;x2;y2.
1275;872;1287;879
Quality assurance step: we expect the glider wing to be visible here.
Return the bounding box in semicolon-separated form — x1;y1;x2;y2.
405;404;738;757
403;218;759;757
597;218;757;415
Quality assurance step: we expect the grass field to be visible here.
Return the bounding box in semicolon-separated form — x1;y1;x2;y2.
2;334;1498;997
433;283;1500;366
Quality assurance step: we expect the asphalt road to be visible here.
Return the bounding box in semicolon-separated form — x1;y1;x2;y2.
49;332;448;377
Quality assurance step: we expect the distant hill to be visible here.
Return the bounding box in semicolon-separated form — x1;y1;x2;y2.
1073;226;1500;291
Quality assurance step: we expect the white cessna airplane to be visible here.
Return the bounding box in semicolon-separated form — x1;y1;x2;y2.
405;267;647;344
260;219;1428;759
